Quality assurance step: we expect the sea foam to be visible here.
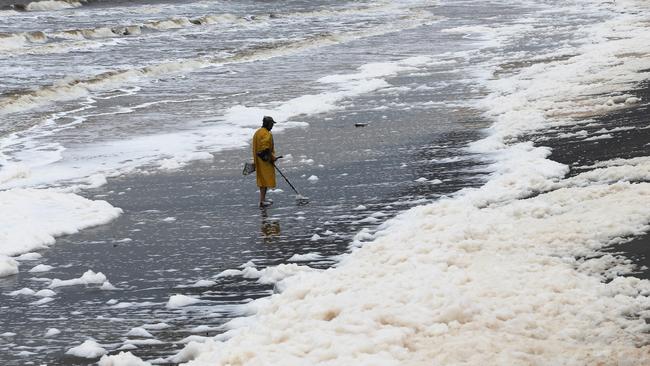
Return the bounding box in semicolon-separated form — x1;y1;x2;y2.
106;0;650;364
0;189;122;277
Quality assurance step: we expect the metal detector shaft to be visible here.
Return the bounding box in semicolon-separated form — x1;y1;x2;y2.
273;163;301;196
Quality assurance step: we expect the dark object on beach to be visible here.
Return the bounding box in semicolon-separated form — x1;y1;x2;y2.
355;123;368;127
274;163;310;205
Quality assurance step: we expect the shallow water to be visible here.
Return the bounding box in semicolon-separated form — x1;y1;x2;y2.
0;74;490;366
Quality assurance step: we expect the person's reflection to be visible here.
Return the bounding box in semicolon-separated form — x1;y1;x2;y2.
260;207;281;243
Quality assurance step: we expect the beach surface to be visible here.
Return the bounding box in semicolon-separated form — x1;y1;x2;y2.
1;0;649;365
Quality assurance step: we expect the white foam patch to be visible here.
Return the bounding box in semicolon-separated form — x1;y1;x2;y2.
49;270;108;288
116;344;138;351
100;281;118;290
190;279;216;287
167;294;200;308
466;142;569;205
98;351;151;366
560;157;650;188
16;252;42;261
9;287;35;296
476;8;650;145
66;340;107;359
35;289;56;297
126;327;154;338
214;269;243;278
29;264;54;273
112;301;159;310
44;328;61;337
583;133;613;141
250;263;317;286
0;163;30;185
0;188;122;275
175;182;650;365
355;216;380;224
0;255;19;277
30;297;55;305
142;323;171;330
124;338;164;346
288;253;323;262
159;152;214;170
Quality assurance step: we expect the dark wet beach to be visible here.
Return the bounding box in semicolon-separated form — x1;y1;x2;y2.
0;71;491;364
534;81;650;281
3;47;648;366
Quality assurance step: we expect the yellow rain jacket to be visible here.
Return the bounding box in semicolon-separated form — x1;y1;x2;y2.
252;127;276;188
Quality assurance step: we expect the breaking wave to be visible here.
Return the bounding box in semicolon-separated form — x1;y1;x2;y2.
7;0;86;12
0;1;414;54
0;10;437;115
0;13;242;53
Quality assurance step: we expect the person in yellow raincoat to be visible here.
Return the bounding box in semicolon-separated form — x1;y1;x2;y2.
252;116;281;207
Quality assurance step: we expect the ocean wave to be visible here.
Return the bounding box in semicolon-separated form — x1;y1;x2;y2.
0;1;417;55
0;31;47;51
0;13;242;54
22;0;84;12
0;10;437;115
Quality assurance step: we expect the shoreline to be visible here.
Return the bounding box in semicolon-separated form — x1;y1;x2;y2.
168;82;650;364
542;80;650;280
3;72;649;366
0;72;491;364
